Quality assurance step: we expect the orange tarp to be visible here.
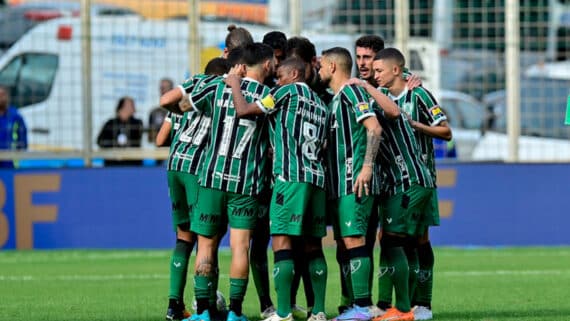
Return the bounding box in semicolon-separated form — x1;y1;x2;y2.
9;0;268;22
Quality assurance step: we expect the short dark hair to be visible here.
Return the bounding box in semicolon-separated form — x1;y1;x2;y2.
321;47;353;74
242;42;274;66
204;57;231;76
355;35;385;53
226;46;246;66
286;37;316;64
278;57;306;82
263;31;287;52
374;47;406;69
225;24;254;51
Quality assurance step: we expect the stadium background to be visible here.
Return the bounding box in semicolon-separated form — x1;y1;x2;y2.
0;0;568;250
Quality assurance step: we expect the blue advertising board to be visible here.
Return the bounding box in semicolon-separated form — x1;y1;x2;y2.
0;164;568;250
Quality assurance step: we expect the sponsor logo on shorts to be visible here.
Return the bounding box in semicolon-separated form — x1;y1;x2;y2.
199;213;219;223
233;208;257;217
290;214;302;223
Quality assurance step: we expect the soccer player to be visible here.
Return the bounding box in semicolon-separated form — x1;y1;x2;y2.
352;34;387;313
398;68;451;321
355;35;385;88
246;30;290;319
287;36;333;105
318;47;390;321
182;42;275;321
283;37;331;318
370;48;438;321
225;56;330;321
353;35;426;315
158;57;231;321
263;31;288;67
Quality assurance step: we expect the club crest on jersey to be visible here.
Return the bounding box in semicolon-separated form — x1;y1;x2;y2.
357;102;370;113
430;106;443;116
260;94;275;109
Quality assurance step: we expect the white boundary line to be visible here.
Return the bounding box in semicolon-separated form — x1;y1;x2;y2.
1;269;569;282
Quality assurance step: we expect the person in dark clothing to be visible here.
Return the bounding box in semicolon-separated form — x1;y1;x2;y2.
148;78;174;145
97;96;143;166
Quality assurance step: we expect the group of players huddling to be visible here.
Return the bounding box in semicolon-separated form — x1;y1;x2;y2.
157;25;452;321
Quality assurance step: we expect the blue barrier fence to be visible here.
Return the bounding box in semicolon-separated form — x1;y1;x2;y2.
0;164;568;250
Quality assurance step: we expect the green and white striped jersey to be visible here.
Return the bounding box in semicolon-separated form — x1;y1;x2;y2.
383;87;446;180
256;82;329;188
167;74;218;174
190;76;270;195
326;84;377;199
373;102;435;196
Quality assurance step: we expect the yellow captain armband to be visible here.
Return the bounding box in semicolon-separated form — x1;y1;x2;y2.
260;94;275;109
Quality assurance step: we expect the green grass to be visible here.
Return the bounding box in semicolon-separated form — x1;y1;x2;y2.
1;247;570;321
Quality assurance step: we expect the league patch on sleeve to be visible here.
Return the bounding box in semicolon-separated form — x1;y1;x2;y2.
430;106;443;116
357;102;370;113
260;94;275;109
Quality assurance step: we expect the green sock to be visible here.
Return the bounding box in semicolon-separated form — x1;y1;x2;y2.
195;274;211;302
377;250;393;309
209;266;220;308
229;277;248;301
414;242;434;307
169;239;193;300
385;246;411;312
308;252;327;314
405;245;419;301
274;250;294;317
348;247;372;307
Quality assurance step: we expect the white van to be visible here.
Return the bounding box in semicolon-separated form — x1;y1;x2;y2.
0;16;437;152
0;16;283;151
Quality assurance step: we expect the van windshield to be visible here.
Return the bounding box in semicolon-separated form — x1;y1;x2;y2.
0;53;58;108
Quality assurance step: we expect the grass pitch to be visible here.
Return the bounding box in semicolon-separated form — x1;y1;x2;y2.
1;247;569;321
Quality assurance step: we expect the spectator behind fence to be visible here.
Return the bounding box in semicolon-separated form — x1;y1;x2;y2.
0;85;27;168
97;96;143;166
148;78;174;145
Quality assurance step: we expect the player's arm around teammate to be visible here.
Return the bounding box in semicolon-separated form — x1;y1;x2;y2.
347;78;400;120
405;111;451;141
